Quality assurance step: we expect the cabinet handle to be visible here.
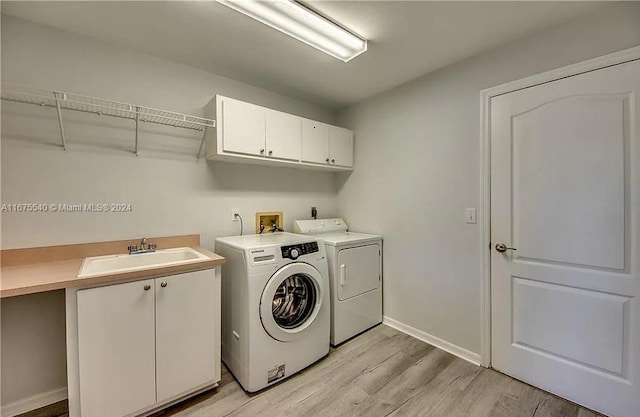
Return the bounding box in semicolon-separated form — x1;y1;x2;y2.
260;149;265;154
325;158;330;163
144;284;151;291
160;282;168;288
331;159;335;163
268;150;273;155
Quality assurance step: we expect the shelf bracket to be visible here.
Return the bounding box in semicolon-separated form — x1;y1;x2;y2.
54;92;67;151
134;106;140;156
196;126;207;160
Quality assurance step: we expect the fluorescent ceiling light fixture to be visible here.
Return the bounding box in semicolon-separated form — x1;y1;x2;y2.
217;0;367;62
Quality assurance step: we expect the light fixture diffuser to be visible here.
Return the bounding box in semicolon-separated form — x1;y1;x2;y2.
217;0;367;62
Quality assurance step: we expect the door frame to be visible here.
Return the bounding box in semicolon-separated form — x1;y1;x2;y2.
478;45;640;368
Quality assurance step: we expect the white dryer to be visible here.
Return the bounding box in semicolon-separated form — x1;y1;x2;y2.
214;232;330;392
294;219;382;345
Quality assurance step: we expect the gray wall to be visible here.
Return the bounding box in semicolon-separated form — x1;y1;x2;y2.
0;15;338;408
336;2;640;355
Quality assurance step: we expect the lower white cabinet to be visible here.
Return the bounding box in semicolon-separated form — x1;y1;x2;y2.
155;271;218;402
76;279;156;417
66;268;221;417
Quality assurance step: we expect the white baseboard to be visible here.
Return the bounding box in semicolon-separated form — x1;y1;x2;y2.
383;316;482;366
1;387;67;417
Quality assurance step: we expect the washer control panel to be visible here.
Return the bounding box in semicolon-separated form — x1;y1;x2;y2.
281;242;319;260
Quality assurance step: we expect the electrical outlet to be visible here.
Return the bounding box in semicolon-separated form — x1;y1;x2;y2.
465;208;477;224
231;209;240;222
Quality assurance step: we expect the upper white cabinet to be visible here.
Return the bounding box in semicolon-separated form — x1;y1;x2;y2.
301;120;330;164
266;109;301;161
220;98;265;156
329;126;354;167
206;95;353;171
301;122;354;168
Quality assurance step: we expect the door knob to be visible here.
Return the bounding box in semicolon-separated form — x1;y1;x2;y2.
495;243;517;253
160;282;168;288
144;284;151;291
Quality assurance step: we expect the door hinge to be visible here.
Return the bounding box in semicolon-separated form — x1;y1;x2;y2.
489;242;492;249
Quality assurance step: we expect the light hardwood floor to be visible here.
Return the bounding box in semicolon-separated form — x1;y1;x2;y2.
155;325;602;417
27;325;603;417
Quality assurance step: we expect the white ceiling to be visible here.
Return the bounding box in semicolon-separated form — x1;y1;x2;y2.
1;1;605;109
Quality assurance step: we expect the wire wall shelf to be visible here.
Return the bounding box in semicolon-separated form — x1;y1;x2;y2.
1;83;216;158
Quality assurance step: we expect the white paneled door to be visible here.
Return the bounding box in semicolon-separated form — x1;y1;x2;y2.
491;59;640;417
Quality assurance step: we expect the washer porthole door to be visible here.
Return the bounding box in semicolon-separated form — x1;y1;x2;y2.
260;262;325;342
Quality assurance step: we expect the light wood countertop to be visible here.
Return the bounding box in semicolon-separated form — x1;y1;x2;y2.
0;235;225;298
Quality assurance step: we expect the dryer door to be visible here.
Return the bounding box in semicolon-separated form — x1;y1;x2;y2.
337;244;381;301
260;262;326;342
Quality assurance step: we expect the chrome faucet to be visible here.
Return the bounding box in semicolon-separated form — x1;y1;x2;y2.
128;238;157;255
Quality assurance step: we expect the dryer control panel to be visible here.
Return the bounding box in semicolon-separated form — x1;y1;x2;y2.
293;218;348;234
281;242;319;260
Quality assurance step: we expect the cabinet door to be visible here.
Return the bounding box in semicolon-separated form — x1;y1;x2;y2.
329;126;354;167
155;270;218;402
77;280;156;417
301;119;330;164
266;110;301;161
221;97;266;156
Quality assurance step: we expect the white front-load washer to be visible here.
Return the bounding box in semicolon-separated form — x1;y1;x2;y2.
215;232;330;392
294;218;382;346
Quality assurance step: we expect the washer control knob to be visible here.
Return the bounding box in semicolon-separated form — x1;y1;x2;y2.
290;248;300;259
